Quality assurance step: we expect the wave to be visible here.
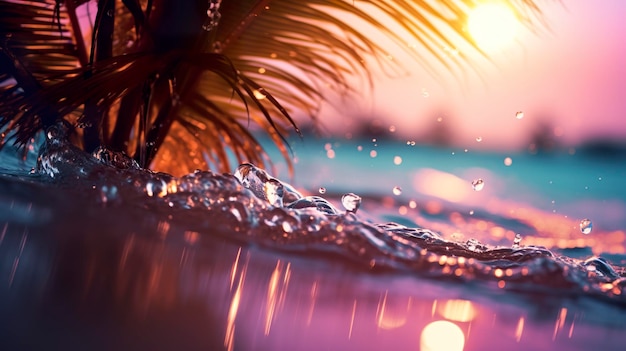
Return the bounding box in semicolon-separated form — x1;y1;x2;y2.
12;123;625;307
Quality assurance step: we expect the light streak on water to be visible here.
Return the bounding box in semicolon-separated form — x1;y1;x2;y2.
348;299;357;340
439;300;476;323
306;281;318;326
8;229;27;287
552;307;568;341
229;247;241;291
515;316;525;342
224;255;248;351
264;260;291;336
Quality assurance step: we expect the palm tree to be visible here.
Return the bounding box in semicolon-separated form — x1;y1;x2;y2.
0;0;544;175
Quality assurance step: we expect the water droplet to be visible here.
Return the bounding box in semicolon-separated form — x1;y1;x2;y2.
392;186;402;196
393;156;402;165
512;233;522;248
515;111;524;119
471;178;485;191
476;136;482;142
369;150;377;158
258;67;266;74
469;210;474;215
341;193;362;214
318;187;326;194
580;219;592;234
504;157;513;166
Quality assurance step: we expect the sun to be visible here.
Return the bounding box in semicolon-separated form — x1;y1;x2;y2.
467;3;520;51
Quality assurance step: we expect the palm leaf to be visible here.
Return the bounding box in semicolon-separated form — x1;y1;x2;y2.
0;0;545;175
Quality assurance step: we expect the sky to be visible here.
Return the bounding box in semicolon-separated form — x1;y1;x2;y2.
317;1;626;150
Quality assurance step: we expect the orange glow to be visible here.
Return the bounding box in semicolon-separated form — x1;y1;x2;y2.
376;291;410;330
184;231;199;245
224;260;247;351
264;260;291;336
420;320;465;351
229;248;242;291
468;3;520;51
553;307;568;340
425;200;443;214
438;299;476;323
413;169;472;203
494;268;504;278
515;316;525;342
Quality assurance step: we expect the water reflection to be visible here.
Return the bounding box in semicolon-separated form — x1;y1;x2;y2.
0;214;624;351
0;177;625;350
421;320;465;351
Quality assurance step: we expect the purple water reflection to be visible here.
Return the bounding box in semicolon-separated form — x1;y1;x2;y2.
0;182;624;351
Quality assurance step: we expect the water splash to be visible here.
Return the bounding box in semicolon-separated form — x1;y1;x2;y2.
583;257;619;279
512;233;522;249
30;125;626;306
466;238;487;252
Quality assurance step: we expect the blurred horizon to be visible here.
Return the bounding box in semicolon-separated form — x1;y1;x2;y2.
290;1;626;152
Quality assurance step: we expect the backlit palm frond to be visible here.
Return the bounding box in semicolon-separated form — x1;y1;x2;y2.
0;0;546;176
0;0;86;145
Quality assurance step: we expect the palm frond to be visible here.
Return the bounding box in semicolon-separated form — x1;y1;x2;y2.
0;0;546;176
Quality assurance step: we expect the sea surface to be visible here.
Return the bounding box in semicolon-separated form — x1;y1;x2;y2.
0;124;625;350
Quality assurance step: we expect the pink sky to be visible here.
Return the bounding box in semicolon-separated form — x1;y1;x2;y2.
318;1;626;150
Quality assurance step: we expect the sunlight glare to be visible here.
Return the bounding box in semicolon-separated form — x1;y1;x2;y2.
468;3;520;51
420;320;465;351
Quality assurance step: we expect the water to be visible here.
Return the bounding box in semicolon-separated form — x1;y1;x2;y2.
471;178;485;191
580;219;593;235
0;125;625;350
